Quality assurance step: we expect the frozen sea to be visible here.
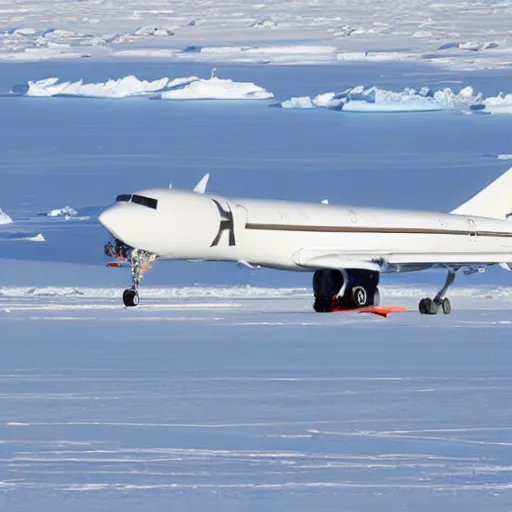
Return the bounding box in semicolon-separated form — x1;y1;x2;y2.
1;59;512;510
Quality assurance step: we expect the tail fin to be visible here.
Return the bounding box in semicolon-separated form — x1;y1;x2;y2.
451;167;512;219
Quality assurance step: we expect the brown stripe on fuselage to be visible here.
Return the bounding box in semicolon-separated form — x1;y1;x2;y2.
245;223;512;238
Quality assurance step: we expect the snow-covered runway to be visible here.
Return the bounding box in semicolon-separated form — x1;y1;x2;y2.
1;287;512;510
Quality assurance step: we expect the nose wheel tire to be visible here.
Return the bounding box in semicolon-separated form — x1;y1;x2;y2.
123;288;139;307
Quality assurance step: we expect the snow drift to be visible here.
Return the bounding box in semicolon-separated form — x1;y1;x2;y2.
0;208;13;225
279;85;483;113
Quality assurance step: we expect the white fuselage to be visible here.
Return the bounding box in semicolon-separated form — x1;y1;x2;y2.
98;188;512;273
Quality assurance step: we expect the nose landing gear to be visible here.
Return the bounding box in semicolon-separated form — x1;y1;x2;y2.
122;248;157;307
123;288;140;307
105;240;157;308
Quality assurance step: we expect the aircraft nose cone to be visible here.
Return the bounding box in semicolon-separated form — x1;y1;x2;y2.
99;206;124;239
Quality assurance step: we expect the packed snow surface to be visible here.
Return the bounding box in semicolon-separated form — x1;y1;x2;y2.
2;284;512;510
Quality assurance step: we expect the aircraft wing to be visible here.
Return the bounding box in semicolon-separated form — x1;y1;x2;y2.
293;248;512;272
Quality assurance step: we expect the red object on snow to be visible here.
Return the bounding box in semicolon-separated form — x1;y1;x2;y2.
331;306;408;318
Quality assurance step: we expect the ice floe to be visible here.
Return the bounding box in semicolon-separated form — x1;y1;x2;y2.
497;154;512;160
278;85;486;113
0;208;13;225
18;75;197;98
26;233;45;242
251;20;278;29
0;48;90;61
481;94;512;115
336;51;416;62
132;26;175;37
120;44;339;64
160;73;273;100
112;49;179;58
439;40;499;52
280;96;315;109
0;232;45;242
41;206;77;218
14;72;272;101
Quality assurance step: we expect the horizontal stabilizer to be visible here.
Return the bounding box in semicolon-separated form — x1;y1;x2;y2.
451;167;512;219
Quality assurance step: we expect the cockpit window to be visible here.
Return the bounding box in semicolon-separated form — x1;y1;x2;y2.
116;194;132;202
131;194;158;210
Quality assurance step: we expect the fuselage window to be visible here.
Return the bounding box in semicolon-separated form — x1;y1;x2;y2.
116;194;132;202
131;194;158;210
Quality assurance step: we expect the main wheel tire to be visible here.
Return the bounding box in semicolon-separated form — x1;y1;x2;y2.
352;286;368;308
313;296;332;313
419;297;438;315
123;288;139;307
441;297;451;315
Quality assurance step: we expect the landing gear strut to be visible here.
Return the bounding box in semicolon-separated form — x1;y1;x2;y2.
313;269;380;312
123;248;157;307
419;269;456;315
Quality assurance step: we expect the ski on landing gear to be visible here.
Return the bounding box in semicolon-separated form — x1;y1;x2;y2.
418;268;456;315
104;238;157;307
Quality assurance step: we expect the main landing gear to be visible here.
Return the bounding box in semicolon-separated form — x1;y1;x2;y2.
312;269;380;312
418;269;456;315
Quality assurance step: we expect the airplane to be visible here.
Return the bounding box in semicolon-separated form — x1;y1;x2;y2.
99;167;512;315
